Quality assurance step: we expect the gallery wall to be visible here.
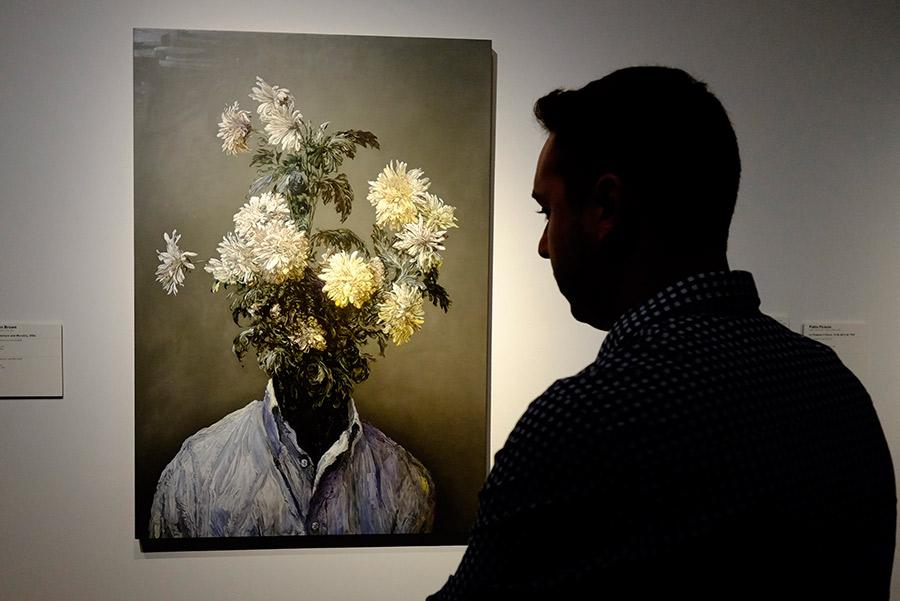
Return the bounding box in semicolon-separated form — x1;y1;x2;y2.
1;1;898;599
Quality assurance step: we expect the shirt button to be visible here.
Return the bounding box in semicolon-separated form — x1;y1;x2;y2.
300;458;309;468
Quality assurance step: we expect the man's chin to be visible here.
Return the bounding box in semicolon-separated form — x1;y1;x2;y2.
567;296;614;332
556;275;614;330
566;301;595;330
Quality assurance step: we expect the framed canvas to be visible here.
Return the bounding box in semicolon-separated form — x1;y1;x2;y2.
134;28;493;551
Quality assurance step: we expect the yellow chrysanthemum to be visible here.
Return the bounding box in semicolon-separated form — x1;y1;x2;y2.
377;282;425;345
421;192;458;231
367;161;430;229
318;251;377;308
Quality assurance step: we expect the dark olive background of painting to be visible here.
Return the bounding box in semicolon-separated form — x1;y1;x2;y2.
133;29;492;539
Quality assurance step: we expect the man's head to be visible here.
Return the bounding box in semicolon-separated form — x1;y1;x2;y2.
532;66;741;329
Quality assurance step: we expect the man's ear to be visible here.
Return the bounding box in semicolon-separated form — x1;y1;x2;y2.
584;172;624;241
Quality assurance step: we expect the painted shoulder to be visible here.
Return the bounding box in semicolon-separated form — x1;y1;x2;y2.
360;421;435;493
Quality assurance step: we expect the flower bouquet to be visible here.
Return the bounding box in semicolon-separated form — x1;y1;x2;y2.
155;77;457;417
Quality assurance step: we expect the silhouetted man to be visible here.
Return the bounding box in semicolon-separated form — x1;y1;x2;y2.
429;66;896;600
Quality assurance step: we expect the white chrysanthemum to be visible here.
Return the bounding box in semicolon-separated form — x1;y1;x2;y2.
318;250;377;308
313;121;330;144
377;282;425;345
216;102;252;155
289;316;327;352
263;102;305;152
249;221;310;284
367;161;430;229
393;217;447;272
249;76;294;117
233;192;292;238
421;192;458;230
155;230;197;295
205;232;257;286
203;257;229;288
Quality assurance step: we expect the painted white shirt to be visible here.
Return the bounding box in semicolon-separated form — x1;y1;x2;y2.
149;380;435;537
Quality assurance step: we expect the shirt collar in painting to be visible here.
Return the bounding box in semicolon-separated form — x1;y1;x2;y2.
262;379;363;493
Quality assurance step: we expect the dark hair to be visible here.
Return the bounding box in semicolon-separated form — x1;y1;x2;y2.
534;66;741;253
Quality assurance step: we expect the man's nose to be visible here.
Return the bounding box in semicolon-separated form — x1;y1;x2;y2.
538;226;549;259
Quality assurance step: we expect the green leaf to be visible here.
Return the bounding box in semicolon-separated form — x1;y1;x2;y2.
306;129;380;173
248;174;274;196
311;228;370;255
280;153;306;173
230;293;251;325
318;173;354;222
422;269;452;312
250;146;276;172
277;170;307;197
233;327;254;364
337;129;380;152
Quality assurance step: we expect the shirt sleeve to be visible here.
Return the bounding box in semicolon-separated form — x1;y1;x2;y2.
393;452;436;534
425;449;586;600
428;387;596;601
426;377;628;600
148;446;199;538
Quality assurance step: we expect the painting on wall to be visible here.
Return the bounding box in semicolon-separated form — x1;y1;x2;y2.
134;28;492;550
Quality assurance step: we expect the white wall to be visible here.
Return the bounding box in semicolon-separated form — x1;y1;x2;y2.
1;1;898;599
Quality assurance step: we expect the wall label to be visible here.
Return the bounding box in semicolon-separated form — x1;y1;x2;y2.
802;320;868;381
0;322;63;398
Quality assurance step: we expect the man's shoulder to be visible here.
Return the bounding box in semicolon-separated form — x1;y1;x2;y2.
359;422;432;479
177;400;265;452
640;309;818;351
161;400;269;478
356;422;436;510
516;309;858;449
613;309;850;377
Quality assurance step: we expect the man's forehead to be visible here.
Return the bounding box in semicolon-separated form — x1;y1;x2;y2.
538;133;558;164
533;134;562;192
